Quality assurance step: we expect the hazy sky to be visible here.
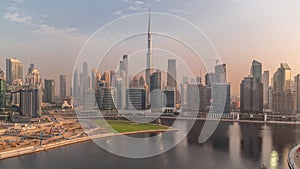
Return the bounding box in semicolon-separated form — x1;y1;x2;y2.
1;0;300;95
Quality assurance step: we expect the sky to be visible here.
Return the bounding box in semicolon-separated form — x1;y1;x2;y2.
1;0;300;95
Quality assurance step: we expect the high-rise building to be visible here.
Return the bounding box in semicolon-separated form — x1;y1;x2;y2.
251;60;262;81
0;69;5;79
163;89;175;108
294;74;300;114
25;64;41;86
212;64;230;113
44;79;55;103
187;84;206;112
20;87;42;118
145;10;153;86
82;62;90;93
214;64;227;83
272;63;294;114
96;86;116;111
120;55;128;87
150;70;161;92
196;77;202;84
101;71;110;86
83;89;97;109
91;69;96;90
60;75;67;98
212;83;231;113
73;69;79;97
150;70;162;112
262;71;269;109
6;58;23;85
183;76;189;84
167;59;177;88
115;71;126;109
180;83;187;106
273;63;292;92
205;73;215;87
126;88;146;110
0;78;6;108
205;73;215;110
240;76;263;113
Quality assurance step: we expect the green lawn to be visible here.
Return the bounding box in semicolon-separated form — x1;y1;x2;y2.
93;120;169;133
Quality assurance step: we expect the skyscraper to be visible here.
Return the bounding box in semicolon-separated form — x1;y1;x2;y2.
120;55;128;87
150;70;162;112
116;72;126;109
240;76;263;113
0;78;6;108
0;69;5;79
73;69;79;97
60;75;67;98
167;59;177;88
294;74;300;114
251;60;262;81
262;71;269;108
44;79;55;103
91;69;96;90
126;88;146;110
187;84;206;112
25;64;41;86
101;71;110;86
6;58;23;85
212;64;230;113
145;10;153;86
214;64;227;83
82;62;90;92
273;63;292;92
272;63;294;114
20;87;42;118
28;63;35;74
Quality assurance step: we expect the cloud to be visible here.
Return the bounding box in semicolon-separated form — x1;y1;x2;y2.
134;1;144;5
128;6;140;11
11;0;23;3
7;6;18;12
171;8;184;13
4;12;32;24
32;24;87;41
114;10;123;16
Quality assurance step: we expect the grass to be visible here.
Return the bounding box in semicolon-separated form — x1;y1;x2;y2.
93;120;169;133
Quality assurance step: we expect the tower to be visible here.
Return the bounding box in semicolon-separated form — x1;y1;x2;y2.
251;60;262;82
60;75;67;98
6;58;23;85
145;9;153;86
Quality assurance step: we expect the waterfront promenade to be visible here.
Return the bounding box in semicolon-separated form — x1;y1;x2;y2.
0;128;176;160
288;144;300;169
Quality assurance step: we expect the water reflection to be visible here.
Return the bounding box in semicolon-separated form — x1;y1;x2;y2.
0;121;300;169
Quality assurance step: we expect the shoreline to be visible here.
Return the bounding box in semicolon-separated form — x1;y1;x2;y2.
0;128;177;161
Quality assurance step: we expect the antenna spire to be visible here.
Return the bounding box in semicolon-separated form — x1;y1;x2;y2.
148;8;151;33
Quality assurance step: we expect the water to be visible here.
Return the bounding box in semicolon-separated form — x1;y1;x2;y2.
0;121;299;169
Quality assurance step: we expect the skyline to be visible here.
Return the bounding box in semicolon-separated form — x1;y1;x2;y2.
1;0;300;95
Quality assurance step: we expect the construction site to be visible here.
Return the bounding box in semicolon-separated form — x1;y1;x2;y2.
0;111;86;152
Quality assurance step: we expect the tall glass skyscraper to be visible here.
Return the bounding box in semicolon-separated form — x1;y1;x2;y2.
60;75;67;98
6;58;23;85
251;60;262;81
272;63;293;114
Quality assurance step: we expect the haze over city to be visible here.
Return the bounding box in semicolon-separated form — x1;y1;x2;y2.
1;0;300;95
